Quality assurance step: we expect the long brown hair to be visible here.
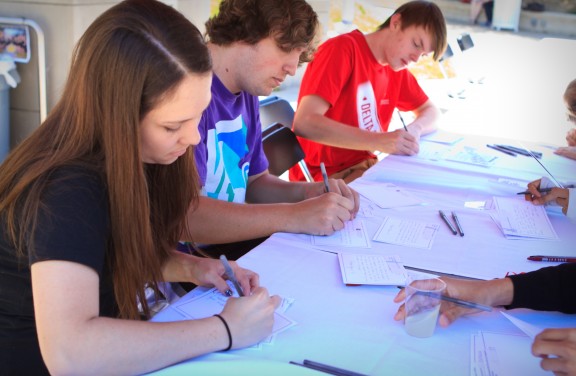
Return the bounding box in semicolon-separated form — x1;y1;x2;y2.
205;0;319;65
0;0;211;319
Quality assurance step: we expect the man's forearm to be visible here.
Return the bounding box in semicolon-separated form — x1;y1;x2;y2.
183;196;294;243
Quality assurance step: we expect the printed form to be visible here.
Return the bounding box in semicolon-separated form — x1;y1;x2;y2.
373;216;439;249
312;219;371;248
172;285;296;347
338;254;408;285
492;196;558;240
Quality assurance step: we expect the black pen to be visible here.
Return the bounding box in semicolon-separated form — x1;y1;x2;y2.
397;110;408;131
417;291;492;312
439;210;457;235
486;144;517;157
495;144;542;158
517;184;574;195
290;360;368;376
320;162;330;193
516;187;553;195
451;211;464;237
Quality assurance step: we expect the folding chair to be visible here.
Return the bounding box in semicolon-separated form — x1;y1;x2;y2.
261;122;313;182
259;96;296;131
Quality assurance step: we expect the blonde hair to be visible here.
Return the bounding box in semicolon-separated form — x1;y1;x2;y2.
564;78;576;122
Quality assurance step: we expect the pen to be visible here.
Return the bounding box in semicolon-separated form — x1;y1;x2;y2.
289;360;368;376
219;254;244;297
495;144;542;158
486;144;517;157
439;210;457;235
451;211;464;237
417;291;492;312
320;162;330;193
516;184;574;195
528;255;576;263
397;110;408;131
516;187;553;195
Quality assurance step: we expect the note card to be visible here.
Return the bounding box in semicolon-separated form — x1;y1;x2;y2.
173;287;296;345
445;146;497;167
338;253;408;285
470;331;549;376
492;196;558;240
372;216;438;249
351;181;424;209
312;219;371;248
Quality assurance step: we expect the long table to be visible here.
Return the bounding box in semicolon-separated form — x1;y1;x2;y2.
149;132;576;375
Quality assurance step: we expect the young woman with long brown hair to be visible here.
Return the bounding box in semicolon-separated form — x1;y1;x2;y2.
0;1;279;374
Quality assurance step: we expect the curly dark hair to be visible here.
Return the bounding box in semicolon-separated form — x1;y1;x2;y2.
205;0;319;64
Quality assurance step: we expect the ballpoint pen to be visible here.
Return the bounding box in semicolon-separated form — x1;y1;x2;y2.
494;144;542;158
528;255;576;263
219;254;244;297
417;291;492;312
486;144;517;157
516;187;553;195
320;162;330;193
397;110;408;131
451;211;464;237
439;210;457;235
516;184;574;195
289;359;368;376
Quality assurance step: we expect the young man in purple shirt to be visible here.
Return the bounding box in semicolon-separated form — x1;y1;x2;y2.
187;0;360;259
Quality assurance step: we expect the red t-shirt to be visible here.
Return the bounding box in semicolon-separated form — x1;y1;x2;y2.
290;30;428;181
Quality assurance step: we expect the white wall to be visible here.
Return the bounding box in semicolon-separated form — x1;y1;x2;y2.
0;0;212;148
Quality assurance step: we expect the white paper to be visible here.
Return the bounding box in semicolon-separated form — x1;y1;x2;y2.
351;181;424;209
337;253;408;285
422;130;463;145
470;331;548;376
173;286;296;345
493;196;559;240
500;312;543;339
445;146;497;167
373;216;438;249
312;219;371;248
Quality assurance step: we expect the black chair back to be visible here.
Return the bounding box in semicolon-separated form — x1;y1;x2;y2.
262;122;306;177
259;96;295;131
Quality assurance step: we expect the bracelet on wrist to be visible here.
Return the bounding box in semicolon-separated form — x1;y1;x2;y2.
213;314;232;351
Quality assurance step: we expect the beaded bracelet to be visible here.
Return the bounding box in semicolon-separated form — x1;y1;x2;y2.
213;314;232;351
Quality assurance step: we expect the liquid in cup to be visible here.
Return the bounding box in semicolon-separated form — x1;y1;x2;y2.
404;276;446;338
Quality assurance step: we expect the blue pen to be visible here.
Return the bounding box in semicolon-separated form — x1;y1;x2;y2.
219;254;244;297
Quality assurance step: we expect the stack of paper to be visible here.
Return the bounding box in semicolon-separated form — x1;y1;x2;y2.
492;196;558;240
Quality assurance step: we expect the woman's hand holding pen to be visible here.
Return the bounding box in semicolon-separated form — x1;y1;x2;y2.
219;287;280;349
162;251;259;296
555;146;576;161
532;328;576;375
525;179;570;215
393;277;513;327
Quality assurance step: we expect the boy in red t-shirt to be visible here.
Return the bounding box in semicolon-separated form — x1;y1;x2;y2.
290;0;447;183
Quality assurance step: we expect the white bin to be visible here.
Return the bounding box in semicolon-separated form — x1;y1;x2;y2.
492;0;522;31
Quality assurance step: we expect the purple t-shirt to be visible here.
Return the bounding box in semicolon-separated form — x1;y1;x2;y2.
194;75;268;203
